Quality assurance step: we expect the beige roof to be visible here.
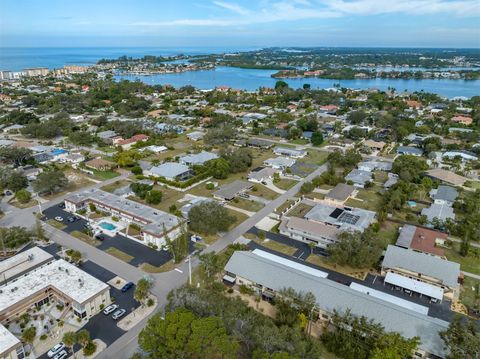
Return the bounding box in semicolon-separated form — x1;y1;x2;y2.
364;139;386;149
425;168;467;186
286;216;338;240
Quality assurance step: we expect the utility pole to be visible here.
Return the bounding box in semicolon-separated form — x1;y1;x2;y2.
188;254;192;286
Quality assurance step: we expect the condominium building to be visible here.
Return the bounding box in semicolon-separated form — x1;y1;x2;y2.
0;247;111;359
65;188;184;248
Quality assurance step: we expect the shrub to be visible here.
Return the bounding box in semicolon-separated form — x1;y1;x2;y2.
100;304;105;310
227;288;234;294
83;341;97;356
239;284;253;295
15;189;32;204
206;182;215;190
111;216;119;222
147;298;155;307
40;334;48;341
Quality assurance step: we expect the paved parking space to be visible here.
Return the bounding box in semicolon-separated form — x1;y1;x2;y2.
42;205;174;267
37;260;140;359
247;227;454;322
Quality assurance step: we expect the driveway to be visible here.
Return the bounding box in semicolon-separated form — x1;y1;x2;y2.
37;260;140;359
42;205;175;268
246;231;454;322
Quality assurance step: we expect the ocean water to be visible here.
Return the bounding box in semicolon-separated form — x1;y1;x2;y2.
0;47;252;71
1;47;479;98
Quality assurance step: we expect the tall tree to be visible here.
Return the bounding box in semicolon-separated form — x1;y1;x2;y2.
33;170;69;195
62;331;78;358
440;316;480;359
138;308;239;359
134;278;154;306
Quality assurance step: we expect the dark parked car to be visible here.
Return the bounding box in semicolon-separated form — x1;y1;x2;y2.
58;203;65;209
94;234;105;241
121;282;134;293
67;217;75;223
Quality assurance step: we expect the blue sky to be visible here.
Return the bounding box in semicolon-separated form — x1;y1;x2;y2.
1;0;479;48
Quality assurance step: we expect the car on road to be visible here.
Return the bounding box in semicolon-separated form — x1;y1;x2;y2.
112;308;126;320
121;282;134;292
54;216;64;222
103;304;119;315
53;350;68;359
47;343;65;358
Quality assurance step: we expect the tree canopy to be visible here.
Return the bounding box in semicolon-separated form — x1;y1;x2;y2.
33;170;69;195
188;202;236;235
138;308;240;359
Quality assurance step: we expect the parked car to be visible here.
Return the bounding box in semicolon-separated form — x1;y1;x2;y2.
54;216;64;222
47;343;65;358
103;304;119;315
5;190;12;196
53;350;68;359
121;282;134;293
67;217;75;223
95;234;105;241
191;234;202;243
112;309;126;320
58;203;65;209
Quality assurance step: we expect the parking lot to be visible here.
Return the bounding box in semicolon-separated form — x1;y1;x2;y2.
42;205;175;267
247;227;454;322
37;259;140;359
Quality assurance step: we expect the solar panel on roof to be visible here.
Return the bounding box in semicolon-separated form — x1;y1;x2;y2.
329;208;344;219
338;212;360;225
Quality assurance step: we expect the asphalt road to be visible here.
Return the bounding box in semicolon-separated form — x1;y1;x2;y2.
1;164;331;359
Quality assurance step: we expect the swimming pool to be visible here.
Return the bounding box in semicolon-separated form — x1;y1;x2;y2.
99;222;116;231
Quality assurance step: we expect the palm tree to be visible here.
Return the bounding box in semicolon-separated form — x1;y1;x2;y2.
76;329;90;352
62;331;77;358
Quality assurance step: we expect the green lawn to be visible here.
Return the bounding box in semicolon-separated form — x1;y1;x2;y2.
345;188;383;212
91;169;120;180
70;230;102;247
248;184;278;200
251;237;297;256
301;150;329;166
46;219;67;230
460;276;480;312
101;179;130;193
306;254;369;280
287;203;313;218
445;243;480;275
465;180;480;190
274;178;298;190
105;247;134;263
229;197;264;212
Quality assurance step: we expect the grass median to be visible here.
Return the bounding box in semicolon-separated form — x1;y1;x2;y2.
105;247;134;263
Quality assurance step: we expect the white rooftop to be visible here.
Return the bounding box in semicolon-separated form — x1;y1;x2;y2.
349;282;429;315
0;247;53;284
0;324;20;355
252;249;328;279
0;258;109;313
385;272;444;301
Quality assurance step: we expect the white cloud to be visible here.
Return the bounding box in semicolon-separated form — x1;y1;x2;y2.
213;1;249;15
130;0;480;28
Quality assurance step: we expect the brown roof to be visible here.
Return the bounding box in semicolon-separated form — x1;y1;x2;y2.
286;217;338;240
425;169;467;186
85;158;115;170
409;227;446;257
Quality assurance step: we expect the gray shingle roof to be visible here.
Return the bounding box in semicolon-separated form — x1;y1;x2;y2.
432;185;458;203
149;162;191;179
325;183;356;202
213;180;252;200
382;245;460;288
225;251;448;358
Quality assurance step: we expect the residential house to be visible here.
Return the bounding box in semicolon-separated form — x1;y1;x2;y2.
451;115;473;126
381;245;461;301
273;146;307;158
247;167;277;184
186;131;205;141
84;158;115;171
363;139;386;152
213;180;252;201
395;225;447;257
424;169;467;186
97;130;118;144
430;185;458;206
264;157;296;170
179;151;218;166
116;134;149;150
397;146;423;157
345;169;373;188
224;249;448;359
147;163;193;182
324;183;357;205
